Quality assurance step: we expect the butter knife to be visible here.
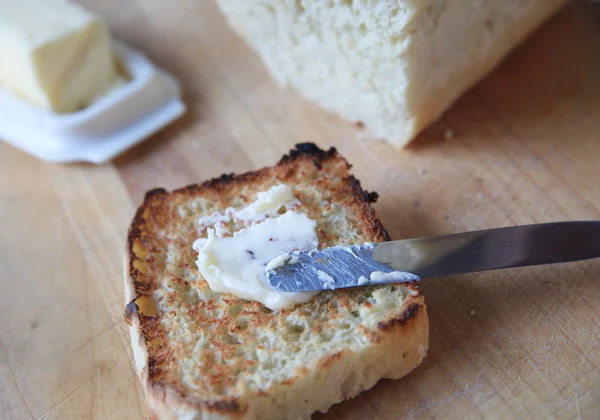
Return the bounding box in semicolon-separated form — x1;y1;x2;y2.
265;221;600;292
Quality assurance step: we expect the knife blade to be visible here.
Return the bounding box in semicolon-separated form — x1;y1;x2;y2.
265;221;600;292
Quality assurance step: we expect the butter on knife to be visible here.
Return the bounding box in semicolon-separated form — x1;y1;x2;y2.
0;0;121;113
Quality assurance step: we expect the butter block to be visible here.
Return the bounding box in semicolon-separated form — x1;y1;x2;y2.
0;0;118;113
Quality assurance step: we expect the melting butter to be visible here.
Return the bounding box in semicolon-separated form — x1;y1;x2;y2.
194;185;319;310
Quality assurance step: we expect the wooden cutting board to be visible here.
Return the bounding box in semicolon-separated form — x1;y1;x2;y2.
1;1;599;419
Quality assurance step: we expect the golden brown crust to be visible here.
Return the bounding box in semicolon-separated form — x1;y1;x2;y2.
124;143;426;418
377;295;421;331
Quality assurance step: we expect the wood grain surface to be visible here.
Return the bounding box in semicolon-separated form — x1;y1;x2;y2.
1;1;600;419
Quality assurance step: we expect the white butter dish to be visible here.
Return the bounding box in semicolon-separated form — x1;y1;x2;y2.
0;41;186;164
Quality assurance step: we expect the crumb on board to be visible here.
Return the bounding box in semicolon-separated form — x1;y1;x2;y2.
470;310;476;316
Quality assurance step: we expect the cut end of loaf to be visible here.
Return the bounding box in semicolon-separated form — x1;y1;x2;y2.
216;0;568;146
124;143;429;419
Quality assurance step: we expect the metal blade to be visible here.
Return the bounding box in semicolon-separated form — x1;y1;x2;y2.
265;243;419;292
266;221;600;292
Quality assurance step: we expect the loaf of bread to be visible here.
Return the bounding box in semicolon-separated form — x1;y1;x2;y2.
216;0;568;146
124;143;428;419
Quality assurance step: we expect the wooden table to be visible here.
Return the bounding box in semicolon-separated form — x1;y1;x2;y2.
2;1;600;419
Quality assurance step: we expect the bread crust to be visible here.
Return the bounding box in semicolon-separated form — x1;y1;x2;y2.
124;143;428;419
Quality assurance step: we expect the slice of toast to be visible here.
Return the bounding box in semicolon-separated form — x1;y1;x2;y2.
124;143;428;419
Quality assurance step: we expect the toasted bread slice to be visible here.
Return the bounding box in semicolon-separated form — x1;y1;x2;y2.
124;143;428;419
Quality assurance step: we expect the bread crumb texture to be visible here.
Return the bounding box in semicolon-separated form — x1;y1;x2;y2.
217;0;567;146
126;144;428;419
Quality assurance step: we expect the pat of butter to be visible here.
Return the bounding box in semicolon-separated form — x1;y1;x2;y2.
194;185;319;310
0;0;119;113
235;184;300;222
197;184;300;233
195;212;319;311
